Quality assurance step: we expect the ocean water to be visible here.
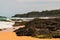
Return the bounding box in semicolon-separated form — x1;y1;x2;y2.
0;21;14;29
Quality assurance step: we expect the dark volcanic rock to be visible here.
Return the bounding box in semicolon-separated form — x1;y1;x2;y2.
14;18;60;38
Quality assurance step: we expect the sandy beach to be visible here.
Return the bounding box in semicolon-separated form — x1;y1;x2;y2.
0;32;59;40
0;24;59;40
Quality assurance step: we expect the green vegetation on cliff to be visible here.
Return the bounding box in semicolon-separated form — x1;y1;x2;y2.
13;9;60;17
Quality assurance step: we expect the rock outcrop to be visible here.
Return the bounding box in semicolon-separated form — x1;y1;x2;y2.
14;18;60;38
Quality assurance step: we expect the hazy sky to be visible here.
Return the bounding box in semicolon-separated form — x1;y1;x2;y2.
0;0;60;17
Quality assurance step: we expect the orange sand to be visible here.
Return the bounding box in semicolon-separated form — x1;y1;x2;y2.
0;32;60;40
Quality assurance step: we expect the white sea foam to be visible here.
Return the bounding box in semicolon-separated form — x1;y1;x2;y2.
0;21;14;29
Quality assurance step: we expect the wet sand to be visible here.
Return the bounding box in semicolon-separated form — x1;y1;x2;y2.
0;25;25;32
0;32;60;40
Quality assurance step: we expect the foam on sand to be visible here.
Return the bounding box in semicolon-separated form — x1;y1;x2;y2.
0;21;14;29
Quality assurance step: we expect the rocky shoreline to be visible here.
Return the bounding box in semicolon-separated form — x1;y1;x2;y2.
14;18;60;38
